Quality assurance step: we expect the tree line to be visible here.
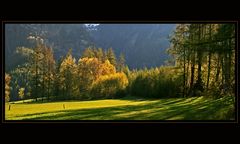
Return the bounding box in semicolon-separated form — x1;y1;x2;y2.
168;24;235;98
6;39;128;101
5;23;235;102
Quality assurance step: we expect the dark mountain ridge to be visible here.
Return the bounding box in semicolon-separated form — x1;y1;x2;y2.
5;24;175;71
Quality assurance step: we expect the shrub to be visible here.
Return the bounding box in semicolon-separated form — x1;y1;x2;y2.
91;72;129;99
129;66;182;98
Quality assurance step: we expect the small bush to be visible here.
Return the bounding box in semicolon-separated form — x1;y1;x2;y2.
91;72;128;99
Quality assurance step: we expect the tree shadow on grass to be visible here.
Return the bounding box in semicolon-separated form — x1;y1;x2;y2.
144;99;232;120
18;97;234;120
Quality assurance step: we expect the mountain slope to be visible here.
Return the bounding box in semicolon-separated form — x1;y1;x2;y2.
5;24;93;71
91;24;175;69
5;24;175;71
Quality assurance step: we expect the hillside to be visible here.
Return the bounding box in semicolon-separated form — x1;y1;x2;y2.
5;24;175;71
5;24;93;71
91;24;175;68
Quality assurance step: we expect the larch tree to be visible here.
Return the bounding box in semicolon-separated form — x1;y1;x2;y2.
117;53;126;72
77;57;101;97
53;56;64;100
106;48;117;67
5;73;11;102
168;23;235;97
168;24;189;97
44;47;55;100
59;49;77;99
82;47;95;58
18;87;25;101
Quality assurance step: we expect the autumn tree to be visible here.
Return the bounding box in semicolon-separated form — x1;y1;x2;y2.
44;47;55;100
91;72;128;99
53;56;64;100
117;53;126;72
77;57;101;98
106;48;117;66
99;60;116;76
5;73;11;102
82;47;95;58
168;23;235;97
16;40;56;101
59;49;77;99
168;24;189;97
18;87;25;101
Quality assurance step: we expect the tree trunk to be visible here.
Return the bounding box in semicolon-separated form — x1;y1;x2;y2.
186;52;190;92
183;46;186;97
206;52;211;89
47;60;50;101
197;52;202;83
206;24;212;89
42;75;45;102
226;39;232;93
35;53;38;102
215;54;221;83
221;54;225;91
48;79;50;101
196;24;203;90
190;53;195;92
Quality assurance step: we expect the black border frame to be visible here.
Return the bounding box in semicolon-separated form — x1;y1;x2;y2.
1;20;239;125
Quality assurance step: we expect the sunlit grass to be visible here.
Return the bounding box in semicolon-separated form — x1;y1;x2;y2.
5;96;234;120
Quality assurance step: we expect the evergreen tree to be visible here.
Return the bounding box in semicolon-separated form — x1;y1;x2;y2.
118;53;125;72
106;48;116;66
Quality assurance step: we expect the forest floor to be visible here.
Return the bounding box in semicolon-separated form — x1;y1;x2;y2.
5;96;235;120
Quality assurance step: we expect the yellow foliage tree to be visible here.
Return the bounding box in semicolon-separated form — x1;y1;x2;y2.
59;49;77;99
99;60;116;76
91;72;128;99
78;57;102;81
5;73;11;102
77;57;118;99
18;87;25;100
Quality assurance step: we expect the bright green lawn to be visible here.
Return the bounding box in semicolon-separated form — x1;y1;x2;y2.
5;96;235;120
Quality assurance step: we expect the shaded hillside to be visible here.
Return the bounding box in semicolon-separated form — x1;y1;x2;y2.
5;24;175;71
91;24;175;69
5;24;93;71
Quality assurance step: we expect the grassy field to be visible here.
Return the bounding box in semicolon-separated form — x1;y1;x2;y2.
5;96;235;120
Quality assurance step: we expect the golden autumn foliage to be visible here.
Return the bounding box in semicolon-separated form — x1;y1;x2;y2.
60;54;77;74
78;57;101;81
91;72;128;99
18;87;25;100
99;60;116;76
78;58;116;85
59;50;78;99
5;73;11;102
13;46;128;100
76;57;118;98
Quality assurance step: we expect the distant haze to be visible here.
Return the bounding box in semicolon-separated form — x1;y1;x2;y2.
5;24;176;71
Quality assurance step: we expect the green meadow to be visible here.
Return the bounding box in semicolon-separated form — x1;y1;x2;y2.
5;96;234;120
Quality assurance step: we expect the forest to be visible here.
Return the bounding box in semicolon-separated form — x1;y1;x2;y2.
4;23;236;120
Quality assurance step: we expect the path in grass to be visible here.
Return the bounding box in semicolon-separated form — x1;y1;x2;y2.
5;96;234;120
